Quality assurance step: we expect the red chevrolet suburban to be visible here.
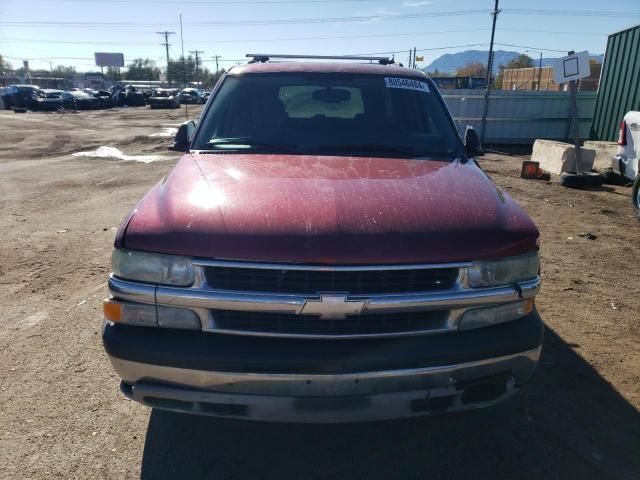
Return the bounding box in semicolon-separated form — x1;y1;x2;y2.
102;55;542;422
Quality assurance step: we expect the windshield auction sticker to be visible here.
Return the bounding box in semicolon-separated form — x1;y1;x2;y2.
384;77;430;93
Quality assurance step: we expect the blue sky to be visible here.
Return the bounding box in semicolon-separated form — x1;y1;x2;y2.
0;0;638;72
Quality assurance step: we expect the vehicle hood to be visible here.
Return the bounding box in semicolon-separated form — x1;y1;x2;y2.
120;154;539;264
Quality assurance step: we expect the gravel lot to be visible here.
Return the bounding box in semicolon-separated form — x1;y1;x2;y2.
0;106;639;480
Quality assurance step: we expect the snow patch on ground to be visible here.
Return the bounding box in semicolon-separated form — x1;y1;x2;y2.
149;127;178;138
72;146;173;163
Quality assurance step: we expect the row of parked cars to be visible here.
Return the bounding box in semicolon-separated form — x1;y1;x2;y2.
0;84;209;112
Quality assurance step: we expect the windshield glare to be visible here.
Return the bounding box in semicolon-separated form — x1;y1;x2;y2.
192;73;462;158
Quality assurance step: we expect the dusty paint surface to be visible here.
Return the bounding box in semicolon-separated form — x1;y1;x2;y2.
121;153;538;263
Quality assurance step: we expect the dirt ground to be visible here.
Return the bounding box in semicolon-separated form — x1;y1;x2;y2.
0;106;638;480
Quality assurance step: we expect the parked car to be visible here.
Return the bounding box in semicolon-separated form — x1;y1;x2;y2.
612;111;640;213
43;89;64;98
112;84;146;107
0;87;9;109
88;89;116;109
148;88;181;109
60;91;99;110
30;89;64;111
180;87;204;104
1;84;42;110
102;56;542;423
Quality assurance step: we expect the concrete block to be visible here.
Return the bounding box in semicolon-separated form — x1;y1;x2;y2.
583;141;619;172
531;139;596;175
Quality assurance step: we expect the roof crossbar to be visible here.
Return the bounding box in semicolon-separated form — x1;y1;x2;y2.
246;54;395;65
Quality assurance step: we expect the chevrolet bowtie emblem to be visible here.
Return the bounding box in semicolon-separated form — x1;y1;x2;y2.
300;294;368;320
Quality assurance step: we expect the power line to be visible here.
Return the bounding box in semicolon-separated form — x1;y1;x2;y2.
0;10;492;28
494;43;568;53
0;9;640;29
352;43;488;56
0;9;636;30
8;39;582;64
1;26;613;49
56;0;383;3
504;8;639;18
0;29;490;46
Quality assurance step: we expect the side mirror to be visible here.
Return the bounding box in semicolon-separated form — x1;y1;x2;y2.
464;126;484;157
170;120;196;152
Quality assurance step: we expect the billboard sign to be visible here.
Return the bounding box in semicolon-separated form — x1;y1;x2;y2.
94;52;125;67
552;51;591;85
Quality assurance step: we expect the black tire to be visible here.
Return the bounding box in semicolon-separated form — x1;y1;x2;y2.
13;108;27;113
601;168;630;186
632;174;640;214
560;171;603;189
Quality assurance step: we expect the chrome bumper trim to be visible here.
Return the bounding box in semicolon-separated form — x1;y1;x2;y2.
112;347;541;422
108;346;541;397
108;276;156;304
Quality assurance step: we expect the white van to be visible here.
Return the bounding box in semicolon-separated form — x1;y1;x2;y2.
612;111;640;212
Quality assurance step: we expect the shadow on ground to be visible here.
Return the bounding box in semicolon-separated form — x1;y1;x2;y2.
140;328;639;480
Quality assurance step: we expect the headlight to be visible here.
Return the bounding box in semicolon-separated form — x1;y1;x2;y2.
459;299;534;330
466;252;539;288
111;249;194;286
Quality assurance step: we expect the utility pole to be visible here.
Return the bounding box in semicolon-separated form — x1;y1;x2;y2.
537;52;542;91
480;0;501;143
179;14;186;88
189;50;204;85
413;47;417;69
156;31;175;84
212;55;220;75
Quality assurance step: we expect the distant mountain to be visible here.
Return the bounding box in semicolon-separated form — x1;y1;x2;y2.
424;50;519;74
424;50;605;75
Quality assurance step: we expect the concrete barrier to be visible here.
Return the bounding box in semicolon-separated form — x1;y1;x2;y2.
531;139;596;175
583;141;619;172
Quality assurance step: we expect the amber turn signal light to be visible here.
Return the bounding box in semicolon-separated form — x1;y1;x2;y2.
103;299;123;322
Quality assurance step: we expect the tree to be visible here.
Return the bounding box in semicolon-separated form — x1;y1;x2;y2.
199;67;226;89
505;54;534;69
123;58;160;81
13;64;76;80
0;54;12;76
495;54;535;89
167;55;197;85
106;66;121;79
426;68;447;78
456;62;487;78
51;65;77;79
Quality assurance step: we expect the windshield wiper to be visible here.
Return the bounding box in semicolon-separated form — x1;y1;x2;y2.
317;144;433;158
207;137;303;154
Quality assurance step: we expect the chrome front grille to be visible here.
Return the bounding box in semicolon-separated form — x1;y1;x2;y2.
210;309;449;336
109;259;541;339
204;265;459;295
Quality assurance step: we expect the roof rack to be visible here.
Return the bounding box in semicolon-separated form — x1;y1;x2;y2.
246;54;395;65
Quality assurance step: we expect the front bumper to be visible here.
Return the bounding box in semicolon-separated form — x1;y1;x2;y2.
103;311;543;422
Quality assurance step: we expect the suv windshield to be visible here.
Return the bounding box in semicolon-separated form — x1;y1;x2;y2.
192;73;462;159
